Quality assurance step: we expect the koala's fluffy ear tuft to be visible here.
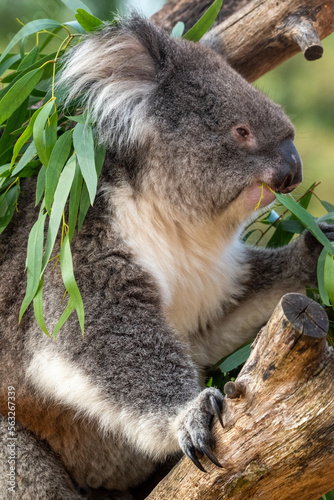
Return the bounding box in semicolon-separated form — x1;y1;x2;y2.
59;15;170;148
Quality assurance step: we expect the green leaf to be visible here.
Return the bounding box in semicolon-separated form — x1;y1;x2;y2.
95;143;106;177
45;130;73;213
45;111;58;159
68;160;83;241
325;250;334;308
33;100;55;167
171;21;185;38
0;164;10;177
42;154;76;272
75;9;103;32
0;54;21;77
17;45;40;72
75;125;105;233
0;186;18;234
280;219;304;234
0;67;44;126
33;276;50;336
60;234;84;334
53;297;75;339
10;107;42;169
0;20;63;63
219;344;252;373
36;166;46;206
63;20;86;34
60;0;93;15
317;212;334;224
0;52;57;101
321;200;334;213
317;248;331;307
275;192;334;256
65;112;89;124
183;0;223;42
0;98;28;153
12;141;38;175
73;123;97;205
78;182;90;231
19;211;47;321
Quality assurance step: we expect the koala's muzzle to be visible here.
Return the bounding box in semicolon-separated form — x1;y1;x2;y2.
275;139;303;193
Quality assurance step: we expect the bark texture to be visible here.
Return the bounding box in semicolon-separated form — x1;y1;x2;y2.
152;0;334;81
147;293;334;500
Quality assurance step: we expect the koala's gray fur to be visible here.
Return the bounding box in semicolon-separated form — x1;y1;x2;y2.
1;15;333;499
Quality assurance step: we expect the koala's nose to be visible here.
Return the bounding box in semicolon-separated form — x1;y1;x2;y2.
277;139;303;193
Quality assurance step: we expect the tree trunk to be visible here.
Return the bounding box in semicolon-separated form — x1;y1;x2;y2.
152;0;334;81
147;293;334;499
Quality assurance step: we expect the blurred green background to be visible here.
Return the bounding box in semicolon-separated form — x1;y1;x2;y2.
0;0;333;212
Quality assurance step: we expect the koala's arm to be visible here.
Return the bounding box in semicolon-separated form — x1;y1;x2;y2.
243;225;334;292
214;226;334;357
27;241;223;473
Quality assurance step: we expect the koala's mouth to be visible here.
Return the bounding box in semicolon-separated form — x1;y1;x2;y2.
245;179;301;211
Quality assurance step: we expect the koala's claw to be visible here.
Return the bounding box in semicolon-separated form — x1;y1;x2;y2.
198;438;223;468
177;388;224;472
210;394;224;427
185;445;207;472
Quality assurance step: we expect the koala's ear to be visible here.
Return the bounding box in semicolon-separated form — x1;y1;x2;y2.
59;15;170;147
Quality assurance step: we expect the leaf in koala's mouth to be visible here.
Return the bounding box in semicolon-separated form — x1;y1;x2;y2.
247;182;276;211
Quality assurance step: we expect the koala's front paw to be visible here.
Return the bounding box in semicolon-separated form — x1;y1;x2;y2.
303;223;334;257
297;223;334;287
177;387;224;472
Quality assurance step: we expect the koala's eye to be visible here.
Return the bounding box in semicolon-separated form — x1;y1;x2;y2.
231;124;257;148
236;126;250;138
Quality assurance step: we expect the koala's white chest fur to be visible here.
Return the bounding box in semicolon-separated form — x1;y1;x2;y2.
112;185;247;349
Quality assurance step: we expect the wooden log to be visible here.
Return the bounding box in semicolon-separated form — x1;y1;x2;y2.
147;293;334;500
151;0;334;81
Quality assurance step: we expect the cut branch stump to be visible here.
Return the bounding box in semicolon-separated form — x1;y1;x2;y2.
147;293;334;500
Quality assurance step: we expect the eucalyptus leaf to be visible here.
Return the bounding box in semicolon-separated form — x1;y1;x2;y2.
78;182;90;231
317;247;331;307
0;68;44;126
19;211;47;321
60;234;84;335
324;251;334;307
275;192;334;256
12;142;38;176
75;9;104;32
183;0;223;42
42;154;76;272
33;276;50;336
36;166;46;206
0;54;21;77
33;100;55;167
53;297;75;339
219;344;251;373
68;160;83;241
10;107;42;169
0;20;63;63
17;45;40;72
0;186;18;234
73;123;97;205
321;200;334;213
45;130;73;213
45;111;58;159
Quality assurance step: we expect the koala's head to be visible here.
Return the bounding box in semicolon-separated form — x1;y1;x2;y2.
60;15;302;222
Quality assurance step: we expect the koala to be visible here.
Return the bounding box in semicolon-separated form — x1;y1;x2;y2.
1;14;333;500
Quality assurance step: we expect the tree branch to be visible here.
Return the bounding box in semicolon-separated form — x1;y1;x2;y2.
152;0;334;81
147;293;334;499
